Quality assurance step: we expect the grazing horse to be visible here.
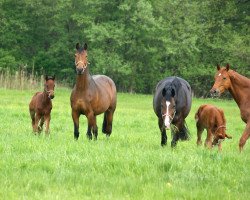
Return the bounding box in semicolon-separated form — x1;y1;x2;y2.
210;64;250;151
29;75;55;134
153;77;192;147
70;43;117;140
195;104;232;151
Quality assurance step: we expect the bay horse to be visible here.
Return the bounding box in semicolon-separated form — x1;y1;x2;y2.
29;75;55;135
195;104;232;151
153;77;192;147
70;43;117;140
210;64;250;151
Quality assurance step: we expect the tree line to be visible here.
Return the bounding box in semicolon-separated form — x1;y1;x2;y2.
0;0;249;96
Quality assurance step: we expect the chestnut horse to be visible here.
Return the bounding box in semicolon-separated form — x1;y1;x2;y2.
153;77;192;147
70;43;117;140
195;104;232;151
210;64;250;151
29;75;55;134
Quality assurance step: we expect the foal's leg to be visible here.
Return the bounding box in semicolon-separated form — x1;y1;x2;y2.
44;114;51;135
72;110;80;140
196;123;204;146
158;118;167;146
239;122;250;152
34;113;42;134
102;109;114;137
38;116;44;132
205;129;213;149
29;109;36;132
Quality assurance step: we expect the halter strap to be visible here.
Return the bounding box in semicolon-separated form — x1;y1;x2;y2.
215;125;226;134
75;60;90;69
162;110;176;122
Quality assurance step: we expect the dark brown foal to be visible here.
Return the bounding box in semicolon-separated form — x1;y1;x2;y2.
29;75;55;135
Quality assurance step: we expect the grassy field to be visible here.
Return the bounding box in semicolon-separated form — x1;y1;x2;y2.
0;87;249;200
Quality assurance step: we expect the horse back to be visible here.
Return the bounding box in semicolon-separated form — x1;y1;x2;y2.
195;104;225;128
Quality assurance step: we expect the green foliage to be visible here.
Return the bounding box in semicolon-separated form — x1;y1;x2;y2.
0;88;250;199
0;0;249;95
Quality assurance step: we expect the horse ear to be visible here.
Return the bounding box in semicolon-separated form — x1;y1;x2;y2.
84;43;88;50
45;75;48;81
171;88;175;97
52;75;55;80
217;64;220;71
76;43;80;50
162;88;166;97
226;63;230;71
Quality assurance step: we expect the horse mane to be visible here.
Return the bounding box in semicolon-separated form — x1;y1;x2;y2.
228;69;250;86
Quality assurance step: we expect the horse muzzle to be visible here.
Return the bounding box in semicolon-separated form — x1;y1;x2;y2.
210;88;221;97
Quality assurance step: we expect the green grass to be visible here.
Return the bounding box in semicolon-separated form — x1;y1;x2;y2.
0;87;249;200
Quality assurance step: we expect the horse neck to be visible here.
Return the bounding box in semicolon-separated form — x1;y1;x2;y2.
42;91;51;104
228;70;250;106
75;68;92;91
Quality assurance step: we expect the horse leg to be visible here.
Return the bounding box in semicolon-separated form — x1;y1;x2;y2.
205;129;213;149
38;116;44;132
44;114;51;135
86;125;92;140
196;123;204;146
72;110;80;140
29;109;36;132
171;121;183;148
102;109;114;137
158;118;167;146
239;122;250;152
87;113;98;140
34;113;42;134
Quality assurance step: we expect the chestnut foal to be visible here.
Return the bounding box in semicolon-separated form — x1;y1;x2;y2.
29;75;55;135
195;104;232;151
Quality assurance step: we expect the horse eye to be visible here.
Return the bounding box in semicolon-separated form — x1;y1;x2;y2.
223;77;226;80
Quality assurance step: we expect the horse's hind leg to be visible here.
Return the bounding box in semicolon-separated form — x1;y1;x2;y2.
72;110;80;140
196;123;204;146
158;118;167;146
87;113;98;140
239;122;250;152
102;110;114;137
86;125;92;140
38;116;44;132
29;109;36;132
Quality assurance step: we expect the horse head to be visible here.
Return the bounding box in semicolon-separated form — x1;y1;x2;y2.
210;64;231;97
212;125;232;146
75;43;88;75
45;75;55;99
161;85;176;130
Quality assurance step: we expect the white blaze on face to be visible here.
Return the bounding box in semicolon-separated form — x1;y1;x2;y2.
218;73;221;76
164;101;171;129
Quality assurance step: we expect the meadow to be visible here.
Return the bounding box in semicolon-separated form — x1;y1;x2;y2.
0;87;249;200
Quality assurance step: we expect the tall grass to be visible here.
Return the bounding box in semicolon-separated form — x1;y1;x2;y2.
0;67;43;90
0;88;249;199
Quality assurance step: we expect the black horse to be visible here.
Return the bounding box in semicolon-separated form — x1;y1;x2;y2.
153;77;192;147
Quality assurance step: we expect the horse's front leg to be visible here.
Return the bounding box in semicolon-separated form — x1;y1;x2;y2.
239;122;250;152
72;110;80;140
87;112;98;140
158;118;167;146
44;114;51;135
171;121;182;148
